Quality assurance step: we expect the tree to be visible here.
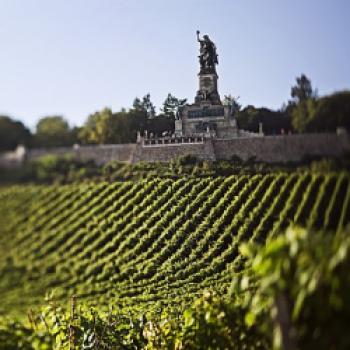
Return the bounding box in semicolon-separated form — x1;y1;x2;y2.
115;108;148;143
161;93;187;118
290;74;315;104
133;93;156;118
308;91;350;132
288;74;318;133
290;98;318;133
34;116;76;148
236;106;292;134
0;116;32;151
132;97;142;110
147;114;175;136
78;108;117;144
79;107;148;144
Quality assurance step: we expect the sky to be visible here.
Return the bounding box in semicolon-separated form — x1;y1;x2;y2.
0;0;349;130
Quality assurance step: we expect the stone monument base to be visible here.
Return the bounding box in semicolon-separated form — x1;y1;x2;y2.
175;102;238;138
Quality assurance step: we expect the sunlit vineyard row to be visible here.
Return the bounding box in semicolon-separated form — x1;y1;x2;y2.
0;172;349;318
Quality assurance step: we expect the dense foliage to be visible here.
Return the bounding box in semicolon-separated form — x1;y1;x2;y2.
78;108;148;145
0;116;31;151
236;106;292;134
1;226;350;349
33;116;78;148
2;154;350;185
307;91;350;132
0;173;349;321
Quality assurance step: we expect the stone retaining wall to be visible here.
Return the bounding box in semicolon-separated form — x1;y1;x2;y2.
1;133;349;168
75;144;136;165
212;133;350;163
132;139;216;163
23;144;135;165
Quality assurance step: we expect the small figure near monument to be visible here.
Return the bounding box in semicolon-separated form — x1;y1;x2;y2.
196;30;218;73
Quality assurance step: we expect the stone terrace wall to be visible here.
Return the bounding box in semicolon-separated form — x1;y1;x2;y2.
27;147;75;160
1;133;349;168
75;144;135;165
25;144;135;165
212;133;350;163
132;139;216;163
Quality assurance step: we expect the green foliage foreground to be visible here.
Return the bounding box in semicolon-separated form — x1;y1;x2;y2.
1;226;350;349
0;172;349;349
2;153;350;185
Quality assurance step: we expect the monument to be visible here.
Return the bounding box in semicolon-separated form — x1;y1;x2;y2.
175;31;238;138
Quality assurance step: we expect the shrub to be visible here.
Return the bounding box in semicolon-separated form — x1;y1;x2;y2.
28;155;99;183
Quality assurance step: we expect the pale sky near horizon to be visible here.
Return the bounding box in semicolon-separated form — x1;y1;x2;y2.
0;0;349;130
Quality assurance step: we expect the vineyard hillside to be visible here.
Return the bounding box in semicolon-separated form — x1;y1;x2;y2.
0;172;349;318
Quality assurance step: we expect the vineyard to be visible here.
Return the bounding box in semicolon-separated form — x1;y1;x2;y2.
0;172;349;321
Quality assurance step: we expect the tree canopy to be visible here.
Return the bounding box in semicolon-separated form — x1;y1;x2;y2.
34;116;76;148
290;74;315;103
236;106;292;134
78;107;148;144
287;74;350;133
0;116;31;151
133;93;156;118
78;108;118;144
288;74;318;133
308;91;350;132
1;81;350;151
161;93;187;119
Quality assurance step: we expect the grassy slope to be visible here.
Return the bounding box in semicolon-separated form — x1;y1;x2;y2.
0;172;349;318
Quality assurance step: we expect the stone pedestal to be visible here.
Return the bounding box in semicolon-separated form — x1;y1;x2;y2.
175;119;183;136
175;67;238;138
195;72;221;105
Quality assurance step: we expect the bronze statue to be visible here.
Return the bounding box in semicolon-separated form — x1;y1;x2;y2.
196;30;218;72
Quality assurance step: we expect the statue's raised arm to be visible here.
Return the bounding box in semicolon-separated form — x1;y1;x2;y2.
196;30;201;42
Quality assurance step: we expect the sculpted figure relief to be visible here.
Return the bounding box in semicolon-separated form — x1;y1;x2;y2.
196;30;218;72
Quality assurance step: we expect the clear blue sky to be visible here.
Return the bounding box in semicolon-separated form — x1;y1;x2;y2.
0;0;349;129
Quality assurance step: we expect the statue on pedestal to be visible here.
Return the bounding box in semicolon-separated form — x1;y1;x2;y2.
195;31;221;104
175;32;241;138
196;30;218;73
